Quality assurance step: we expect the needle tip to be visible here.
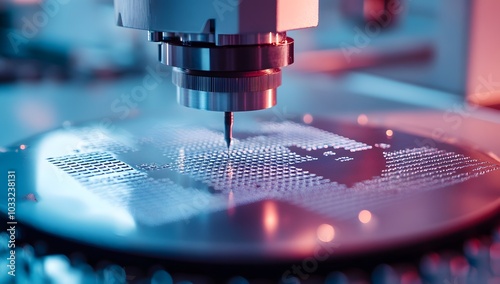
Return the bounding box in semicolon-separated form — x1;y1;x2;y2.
224;112;233;150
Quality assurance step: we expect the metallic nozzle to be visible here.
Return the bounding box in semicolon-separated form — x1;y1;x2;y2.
224;112;233;149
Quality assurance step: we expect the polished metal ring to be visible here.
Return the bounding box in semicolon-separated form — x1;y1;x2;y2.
177;89;277;112
172;67;281;112
172;68;282;93
159;38;294;72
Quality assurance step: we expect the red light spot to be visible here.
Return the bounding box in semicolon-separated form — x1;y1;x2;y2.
317;224;335;242
358;210;372;224
303;114;313;124
357;114;368;125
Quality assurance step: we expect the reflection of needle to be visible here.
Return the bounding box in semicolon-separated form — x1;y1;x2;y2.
225;159;234;179
225;162;235;192
263;201;278;238
227;190;235;216
177;148;185;172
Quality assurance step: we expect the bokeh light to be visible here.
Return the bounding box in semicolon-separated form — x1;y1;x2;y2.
303;114;313;124
263;201;278;237
357;114;368;125
358;210;372;224
317;224;335;242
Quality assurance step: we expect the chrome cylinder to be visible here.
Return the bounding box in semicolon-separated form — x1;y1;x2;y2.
157;33;294;112
173;68;281;111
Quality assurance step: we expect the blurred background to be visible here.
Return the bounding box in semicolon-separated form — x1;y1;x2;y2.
1;1;500;283
1;0;500;149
